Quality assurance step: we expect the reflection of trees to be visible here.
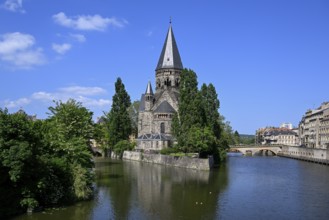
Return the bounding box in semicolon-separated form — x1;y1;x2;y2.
170;166;228;220
95;158;132;220
124;160;228;220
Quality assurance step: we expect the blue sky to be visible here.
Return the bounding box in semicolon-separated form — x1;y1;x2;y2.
0;0;328;134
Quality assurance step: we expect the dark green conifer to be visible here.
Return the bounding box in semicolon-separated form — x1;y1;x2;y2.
105;78;132;151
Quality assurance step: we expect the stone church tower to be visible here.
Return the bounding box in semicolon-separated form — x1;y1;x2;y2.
137;23;183;151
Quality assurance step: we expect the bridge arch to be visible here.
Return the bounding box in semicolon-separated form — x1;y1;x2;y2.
253;149;277;156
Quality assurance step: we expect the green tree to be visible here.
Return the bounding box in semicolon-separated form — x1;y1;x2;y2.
200;83;221;139
104;78;132;155
128;100;140;137
0;109;42;216
113;140;134;159
171;69;229;163
234;131;241;144
185;126;217;155
173;69;205;148
46;99;94;200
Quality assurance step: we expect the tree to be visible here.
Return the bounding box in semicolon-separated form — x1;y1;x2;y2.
0;109;42;215
185;126;217;156
128;101;140;137
171;69;227;163
173;69;205;148
104;78;132;155
234;131;241;144
113;140;134;159
46;99;94;200
200;83;221;139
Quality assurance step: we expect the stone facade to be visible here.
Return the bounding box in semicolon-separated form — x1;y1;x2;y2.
136;23;183;151
256;126;298;146
299;102;329;149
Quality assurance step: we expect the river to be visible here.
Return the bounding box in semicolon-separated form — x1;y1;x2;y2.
13;155;329;220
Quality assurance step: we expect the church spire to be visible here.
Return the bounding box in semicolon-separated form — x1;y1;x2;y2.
145;81;153;95
156;22;183;70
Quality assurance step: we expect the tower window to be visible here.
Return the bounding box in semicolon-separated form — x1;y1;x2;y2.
160;122;165;133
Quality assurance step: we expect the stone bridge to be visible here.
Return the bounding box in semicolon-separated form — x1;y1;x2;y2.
91;147;103;156
229;145;283;156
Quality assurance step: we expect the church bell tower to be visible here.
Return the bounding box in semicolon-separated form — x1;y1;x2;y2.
155;22;183;92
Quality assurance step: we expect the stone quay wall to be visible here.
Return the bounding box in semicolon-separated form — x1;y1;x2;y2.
122;151;214;171
278;146;329;165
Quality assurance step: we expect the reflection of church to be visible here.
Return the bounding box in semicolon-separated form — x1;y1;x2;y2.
137;22;183;151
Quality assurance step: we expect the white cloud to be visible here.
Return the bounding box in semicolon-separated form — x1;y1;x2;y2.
31;91;54;101
31;86;111;108
0;32;46;69
76;96;112;107
70;34;86;43
59;86;106;96
52;43;72;54
4;98;30;108
3;86;112;118
2;0;25;13
53;12;127;31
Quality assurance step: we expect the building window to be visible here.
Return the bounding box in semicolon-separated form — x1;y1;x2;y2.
160;122;165;134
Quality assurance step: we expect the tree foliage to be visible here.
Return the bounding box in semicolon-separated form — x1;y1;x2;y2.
0;100;95;218
172;69;230;163
104;78;132;153
128;101;140;137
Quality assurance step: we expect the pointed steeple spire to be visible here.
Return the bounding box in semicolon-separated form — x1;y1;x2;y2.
145;81;153;95
156;22;183;70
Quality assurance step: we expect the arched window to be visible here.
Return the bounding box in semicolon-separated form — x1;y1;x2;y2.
160;122;165;134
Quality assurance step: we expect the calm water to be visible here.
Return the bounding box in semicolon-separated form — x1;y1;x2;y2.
14;155;329;220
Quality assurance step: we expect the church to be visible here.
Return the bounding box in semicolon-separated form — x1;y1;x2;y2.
136;22;183;151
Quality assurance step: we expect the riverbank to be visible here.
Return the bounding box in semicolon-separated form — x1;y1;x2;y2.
278;146;329;166
122;151;214;170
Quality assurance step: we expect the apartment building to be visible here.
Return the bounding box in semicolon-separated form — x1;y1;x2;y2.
299;102;329;149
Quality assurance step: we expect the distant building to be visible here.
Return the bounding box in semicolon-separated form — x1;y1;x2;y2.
16;109;37;121
256;127;298;146
136;22;183;151
299;102;329;149
280;122;293;130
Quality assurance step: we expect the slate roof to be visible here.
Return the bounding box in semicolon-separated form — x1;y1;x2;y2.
139;94;145;111
145;81;153;94
154;101;176;113
264;129;297;136
156;24;183;70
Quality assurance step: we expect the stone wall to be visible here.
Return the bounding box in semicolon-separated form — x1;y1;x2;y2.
281;146;328;160
279;146;329;165
122;151;213;171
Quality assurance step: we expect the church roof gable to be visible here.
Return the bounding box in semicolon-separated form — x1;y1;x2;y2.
154;101;176;113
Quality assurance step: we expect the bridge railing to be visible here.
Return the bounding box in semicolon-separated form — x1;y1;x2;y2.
229;144;285;148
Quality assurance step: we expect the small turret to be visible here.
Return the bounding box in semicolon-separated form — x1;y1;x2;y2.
144;81;154;111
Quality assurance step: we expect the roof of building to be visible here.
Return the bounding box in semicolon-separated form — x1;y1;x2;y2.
264;128;297;136
154;101;176;113
156;24;183;70
145;81;153;95
137;133;172;141
139;94;145;111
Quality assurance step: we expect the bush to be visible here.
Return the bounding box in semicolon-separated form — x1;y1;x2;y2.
160;147;179;155
114;140;134;159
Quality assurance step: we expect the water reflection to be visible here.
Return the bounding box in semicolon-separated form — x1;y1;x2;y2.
93;158;228;220
16;157;329;220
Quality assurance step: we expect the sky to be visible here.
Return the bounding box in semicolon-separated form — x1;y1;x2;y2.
0;0;328;134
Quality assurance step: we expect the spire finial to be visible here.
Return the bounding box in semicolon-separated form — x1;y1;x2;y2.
169;16;172;24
